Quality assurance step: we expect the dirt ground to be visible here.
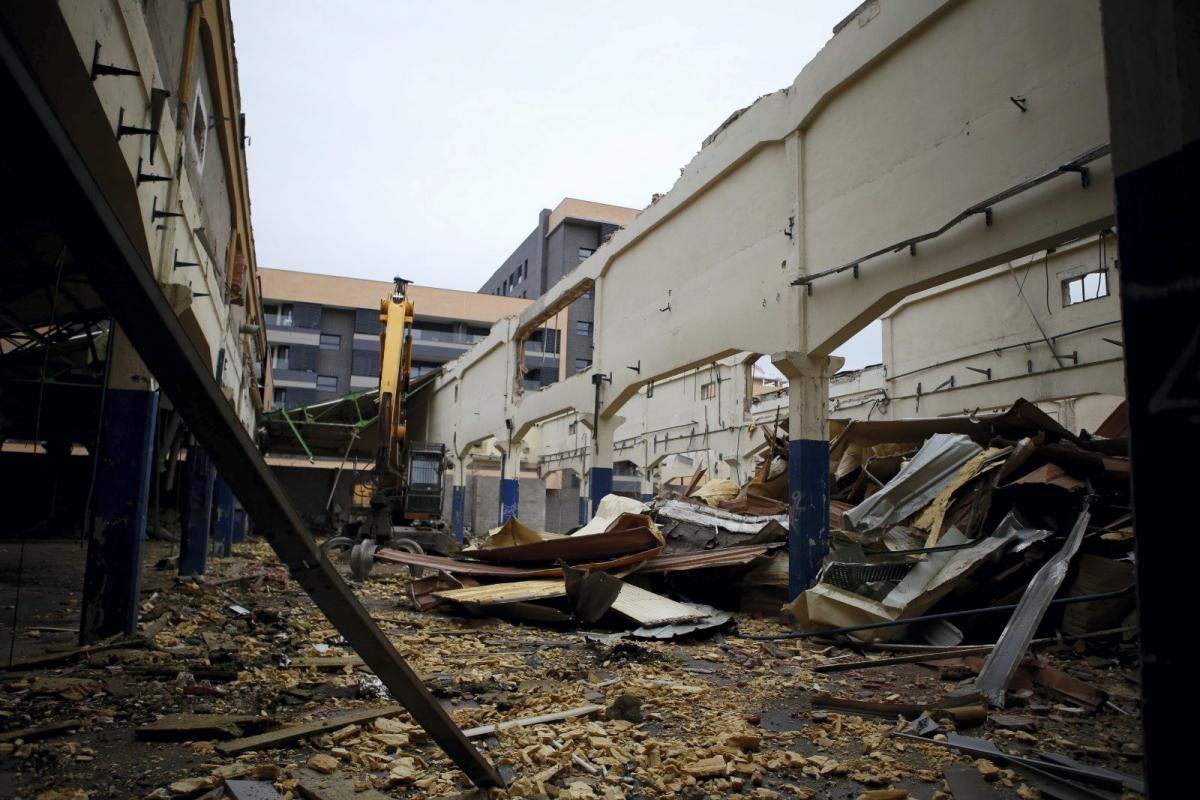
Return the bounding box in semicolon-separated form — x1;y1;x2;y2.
0;539;1144;799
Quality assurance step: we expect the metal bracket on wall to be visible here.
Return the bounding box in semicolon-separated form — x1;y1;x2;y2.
136;158;170;185
965;366;992;380
116;107;155;139
172;249;199;270
90;42;140;81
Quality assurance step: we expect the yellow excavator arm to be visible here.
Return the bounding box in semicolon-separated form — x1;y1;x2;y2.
376;277;414;476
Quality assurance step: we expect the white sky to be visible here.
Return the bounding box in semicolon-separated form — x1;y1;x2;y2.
231;1;880;370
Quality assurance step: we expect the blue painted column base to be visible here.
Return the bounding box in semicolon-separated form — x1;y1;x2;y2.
788;438;831;600
451;485;466;542
590;467;613;516
640;493;654;504
212;477;235;557
81;388;158;643
500;478;519;523
179;445;215;577
232;509;246;543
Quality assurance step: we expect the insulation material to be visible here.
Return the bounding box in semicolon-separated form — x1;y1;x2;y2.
842;433;983;534
573;495;649;537
482;517;565;549
911;446;1011;546
691;478;740;506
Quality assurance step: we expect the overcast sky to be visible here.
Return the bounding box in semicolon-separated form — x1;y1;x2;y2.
231;1;881;370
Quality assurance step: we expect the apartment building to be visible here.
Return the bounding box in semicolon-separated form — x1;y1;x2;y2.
259;268;562;409
477;198;639;375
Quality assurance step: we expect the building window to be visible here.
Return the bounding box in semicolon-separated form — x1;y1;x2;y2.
578;247;595;262
574;358;592;372
568;421;578;436
316;374;338;392
264;303;293;326
1062;269;1109;306
191;82;207;172
272;345;290;370
701;381;717;400
319;333;341;350
273;388;287;406
575;320;593;336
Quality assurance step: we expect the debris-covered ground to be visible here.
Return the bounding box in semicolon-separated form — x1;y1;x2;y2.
0;537;1143;800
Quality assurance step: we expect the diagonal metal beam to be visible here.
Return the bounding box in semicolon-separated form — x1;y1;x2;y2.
0;24;502;788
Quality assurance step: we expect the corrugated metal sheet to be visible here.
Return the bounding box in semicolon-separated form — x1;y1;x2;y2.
842;433;982;533
373;545;663;577
639;543;781;573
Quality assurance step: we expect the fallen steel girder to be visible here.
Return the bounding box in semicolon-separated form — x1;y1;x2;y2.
0;28;502;788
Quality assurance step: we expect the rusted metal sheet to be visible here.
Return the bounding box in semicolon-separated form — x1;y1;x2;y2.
461;513;661;565
374;545;664;577
639;543;781;573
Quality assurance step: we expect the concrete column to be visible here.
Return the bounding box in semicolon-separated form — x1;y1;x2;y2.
232;508;246;543
589;415;619;516
771;353;843;599
500;447;520;523
212;476;235;557
80;327;159;643
179;443;215;577
1100;1;1198;788
639;471;654;504
450;460;466;543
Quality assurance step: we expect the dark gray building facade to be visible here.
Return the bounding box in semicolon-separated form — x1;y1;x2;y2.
478;198;638;378
259;270;559;409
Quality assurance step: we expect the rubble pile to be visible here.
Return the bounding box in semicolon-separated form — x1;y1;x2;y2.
0;399;1142;798
0;541;1143;798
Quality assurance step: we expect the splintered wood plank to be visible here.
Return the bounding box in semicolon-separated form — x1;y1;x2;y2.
216;706;405;756
609;584;708;627
459;704;604;738
432;579;566;605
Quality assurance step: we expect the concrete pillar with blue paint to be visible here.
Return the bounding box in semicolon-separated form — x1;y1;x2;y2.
232;507;246;543
451;483;466;542
588;415;621;517
212;476;235;557
499;448;520;523
771;352;842;600
179;442;216;577
639;470;655;504
80;328;159;643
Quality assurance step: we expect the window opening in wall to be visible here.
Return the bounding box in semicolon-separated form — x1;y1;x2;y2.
316;374;338;392
574;358;592;372
1062;269;1109;305
576;320;593;336
272;345;290;369
701;381;717;400
568;421;578;436
265;303;294;326
191;81;208;172
319;333;341;350
273;388;287;406
578;247;595;262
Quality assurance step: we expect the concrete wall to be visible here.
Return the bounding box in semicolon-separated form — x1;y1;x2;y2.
34;0;267;432
420;0;1115;505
